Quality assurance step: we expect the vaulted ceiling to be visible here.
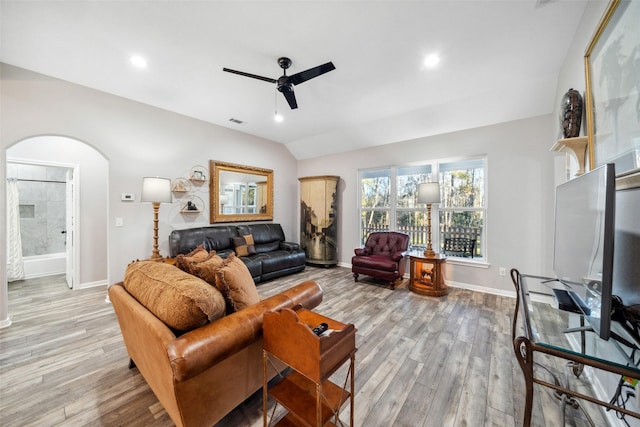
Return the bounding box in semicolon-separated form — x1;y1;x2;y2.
1;0;590;159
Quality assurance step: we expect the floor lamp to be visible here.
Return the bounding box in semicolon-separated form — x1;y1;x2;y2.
219;194;228;214
141;177;172;261
418;182;441;258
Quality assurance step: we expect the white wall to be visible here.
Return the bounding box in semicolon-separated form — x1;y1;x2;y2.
552;2;640;424
298;114;557;294
1;63;300;296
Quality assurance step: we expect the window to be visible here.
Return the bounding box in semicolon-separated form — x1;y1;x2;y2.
359;169;390;242
359;165;433;247
221;183;256;214
438;159;485;259
359;157;486;261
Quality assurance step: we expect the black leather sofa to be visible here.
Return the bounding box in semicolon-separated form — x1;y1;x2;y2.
168;223;306;283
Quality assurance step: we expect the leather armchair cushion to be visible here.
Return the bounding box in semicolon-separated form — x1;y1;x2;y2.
214;253;261;313
351;254;397;272
124;261;226;332
364;232;407;257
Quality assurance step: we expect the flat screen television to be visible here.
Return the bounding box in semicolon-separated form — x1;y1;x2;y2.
553;163;616;340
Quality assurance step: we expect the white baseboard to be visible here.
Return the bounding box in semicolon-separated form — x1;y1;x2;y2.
76;280;108;290
339;261;516;298
0;317;12;329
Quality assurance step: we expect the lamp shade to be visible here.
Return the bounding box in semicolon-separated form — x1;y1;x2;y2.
141;177;172;203
417;182;441;204
219;194;229;204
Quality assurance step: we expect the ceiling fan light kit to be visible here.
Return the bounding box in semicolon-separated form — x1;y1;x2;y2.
223;57;335;110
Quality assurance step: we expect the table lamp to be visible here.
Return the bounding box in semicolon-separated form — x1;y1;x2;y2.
141;177;172;261
418;182;441;258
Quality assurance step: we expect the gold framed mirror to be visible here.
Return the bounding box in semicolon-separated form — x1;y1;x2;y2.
209;160;274;223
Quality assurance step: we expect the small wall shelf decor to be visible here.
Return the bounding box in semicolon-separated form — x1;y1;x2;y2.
180;195;204;213
171;177;191;193
551;136;588;177
189;165;208;183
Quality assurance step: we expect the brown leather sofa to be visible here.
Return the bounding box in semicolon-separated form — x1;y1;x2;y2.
351;231;409;289
109;276;323;427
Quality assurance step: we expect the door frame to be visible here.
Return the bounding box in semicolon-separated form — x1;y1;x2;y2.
6;157;80;289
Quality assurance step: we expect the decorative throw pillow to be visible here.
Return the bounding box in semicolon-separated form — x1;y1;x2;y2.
232;234;256;257
175;244;210;271
186;254;225;285
214;253;260;313
124;261;226;332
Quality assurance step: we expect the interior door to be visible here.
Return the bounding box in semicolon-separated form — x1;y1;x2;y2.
65;168;75;289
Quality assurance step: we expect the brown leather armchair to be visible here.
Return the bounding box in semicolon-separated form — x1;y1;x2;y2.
351;231;409;289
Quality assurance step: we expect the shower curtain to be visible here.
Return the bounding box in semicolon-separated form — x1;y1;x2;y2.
6;179;25;281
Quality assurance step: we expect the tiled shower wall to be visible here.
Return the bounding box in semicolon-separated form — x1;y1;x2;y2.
7;163;67;256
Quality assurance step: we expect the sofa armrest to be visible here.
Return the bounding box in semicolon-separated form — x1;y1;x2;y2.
391;250;407;262
280;241;300;251
168;280;323;382
354;247;369;256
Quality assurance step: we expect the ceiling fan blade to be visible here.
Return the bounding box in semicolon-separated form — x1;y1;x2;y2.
222;68;277;84
288;62;335;86
282;90;298;109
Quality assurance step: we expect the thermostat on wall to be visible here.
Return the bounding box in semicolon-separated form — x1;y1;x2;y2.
121;193;135;202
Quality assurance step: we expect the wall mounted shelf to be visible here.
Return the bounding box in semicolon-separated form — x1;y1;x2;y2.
551;136;588;177
180;195;204;214
171;177;191;194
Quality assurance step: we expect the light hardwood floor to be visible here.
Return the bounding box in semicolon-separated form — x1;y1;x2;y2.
0;266;610;426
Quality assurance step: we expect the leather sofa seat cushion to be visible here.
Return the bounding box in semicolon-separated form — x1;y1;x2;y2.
214;253;261;313
352;254;397;272
124;261;226;332
260;251;307;274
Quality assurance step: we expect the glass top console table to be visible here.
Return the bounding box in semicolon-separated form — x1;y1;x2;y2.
511;269;640;426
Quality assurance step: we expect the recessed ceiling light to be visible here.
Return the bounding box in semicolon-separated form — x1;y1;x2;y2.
130;55;147;69
423;54;440;68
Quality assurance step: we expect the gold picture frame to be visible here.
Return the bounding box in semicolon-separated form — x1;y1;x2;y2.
584;0;640;180
209;160;273;223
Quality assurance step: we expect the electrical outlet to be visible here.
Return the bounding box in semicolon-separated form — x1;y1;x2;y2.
115;217;124;227
498;267;506;277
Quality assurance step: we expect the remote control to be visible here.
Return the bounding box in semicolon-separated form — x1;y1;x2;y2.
312;323;328;336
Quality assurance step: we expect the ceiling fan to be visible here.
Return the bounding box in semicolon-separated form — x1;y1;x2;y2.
223;57;335;110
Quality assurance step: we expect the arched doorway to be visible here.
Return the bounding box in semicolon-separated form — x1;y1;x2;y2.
6;135;109;291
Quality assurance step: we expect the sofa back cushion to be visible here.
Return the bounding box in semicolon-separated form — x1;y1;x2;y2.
237;224;285;253
124;261;226;332
169;226;239;257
